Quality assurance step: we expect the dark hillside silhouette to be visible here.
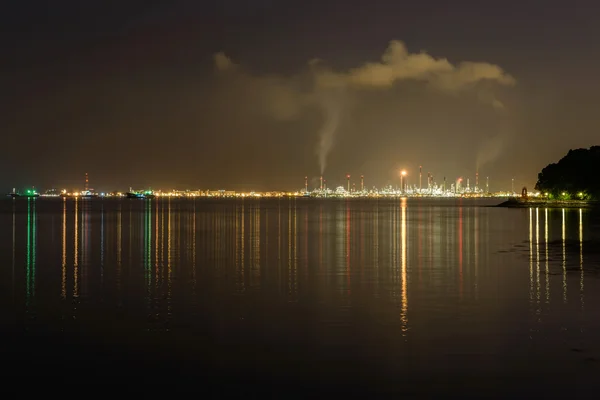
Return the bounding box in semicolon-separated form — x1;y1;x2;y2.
535;146;600;199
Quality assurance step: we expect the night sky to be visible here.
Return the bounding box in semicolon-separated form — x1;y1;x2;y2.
3;0;600;192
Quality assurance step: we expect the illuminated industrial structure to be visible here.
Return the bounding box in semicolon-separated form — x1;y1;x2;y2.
79;173;98;198
292;170;513;198
5;167;525;200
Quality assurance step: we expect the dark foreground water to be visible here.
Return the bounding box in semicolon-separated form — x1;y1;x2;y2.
1;197;600;396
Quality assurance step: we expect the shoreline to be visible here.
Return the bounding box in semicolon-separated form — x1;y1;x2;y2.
4;195;508;201
496;198;599;209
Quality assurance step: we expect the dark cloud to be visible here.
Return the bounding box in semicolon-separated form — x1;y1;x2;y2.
214;40;515;176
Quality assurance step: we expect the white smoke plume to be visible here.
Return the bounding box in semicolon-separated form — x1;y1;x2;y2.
476;132;508;171
214;52;238;72
316;96;342;175
214;40;515;175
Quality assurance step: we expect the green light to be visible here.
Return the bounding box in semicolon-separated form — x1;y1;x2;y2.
145;200;151;304
25;198;36;305
32;199;36;299
26;199;31;303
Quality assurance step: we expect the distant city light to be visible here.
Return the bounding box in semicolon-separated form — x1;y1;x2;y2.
8;174;541;200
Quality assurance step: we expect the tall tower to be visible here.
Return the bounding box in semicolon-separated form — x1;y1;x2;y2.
85;172;89;192
346;174;351;193
352;183;356;192
304;176;308;192
475;171;479;189
419;166;422;193
486;176;489;193
428;172;431;190
443;176;446;192
360;175;364;192
320;176;323;191
324;179;327;190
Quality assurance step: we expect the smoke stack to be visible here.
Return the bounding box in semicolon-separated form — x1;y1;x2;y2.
419;166;422;192
85;172;89;191
360;175;364;192
304;176;308;192
443;177;446;192
346;174;350;192
486;176;489;193
475;171;479;188
320;176;323;191
324;179;327;190
352;183;356;192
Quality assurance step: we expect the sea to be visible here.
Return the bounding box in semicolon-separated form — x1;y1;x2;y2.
1;197;599;396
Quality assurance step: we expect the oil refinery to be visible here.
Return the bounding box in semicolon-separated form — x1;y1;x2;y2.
296;171;526;199
5;170;530;200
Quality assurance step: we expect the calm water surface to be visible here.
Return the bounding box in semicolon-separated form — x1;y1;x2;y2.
1;197;600;395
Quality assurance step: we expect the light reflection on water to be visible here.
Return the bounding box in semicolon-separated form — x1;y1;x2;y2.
527;207;591;313
1;198;600;390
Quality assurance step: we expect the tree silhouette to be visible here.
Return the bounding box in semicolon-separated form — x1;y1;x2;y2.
535;146;600;199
